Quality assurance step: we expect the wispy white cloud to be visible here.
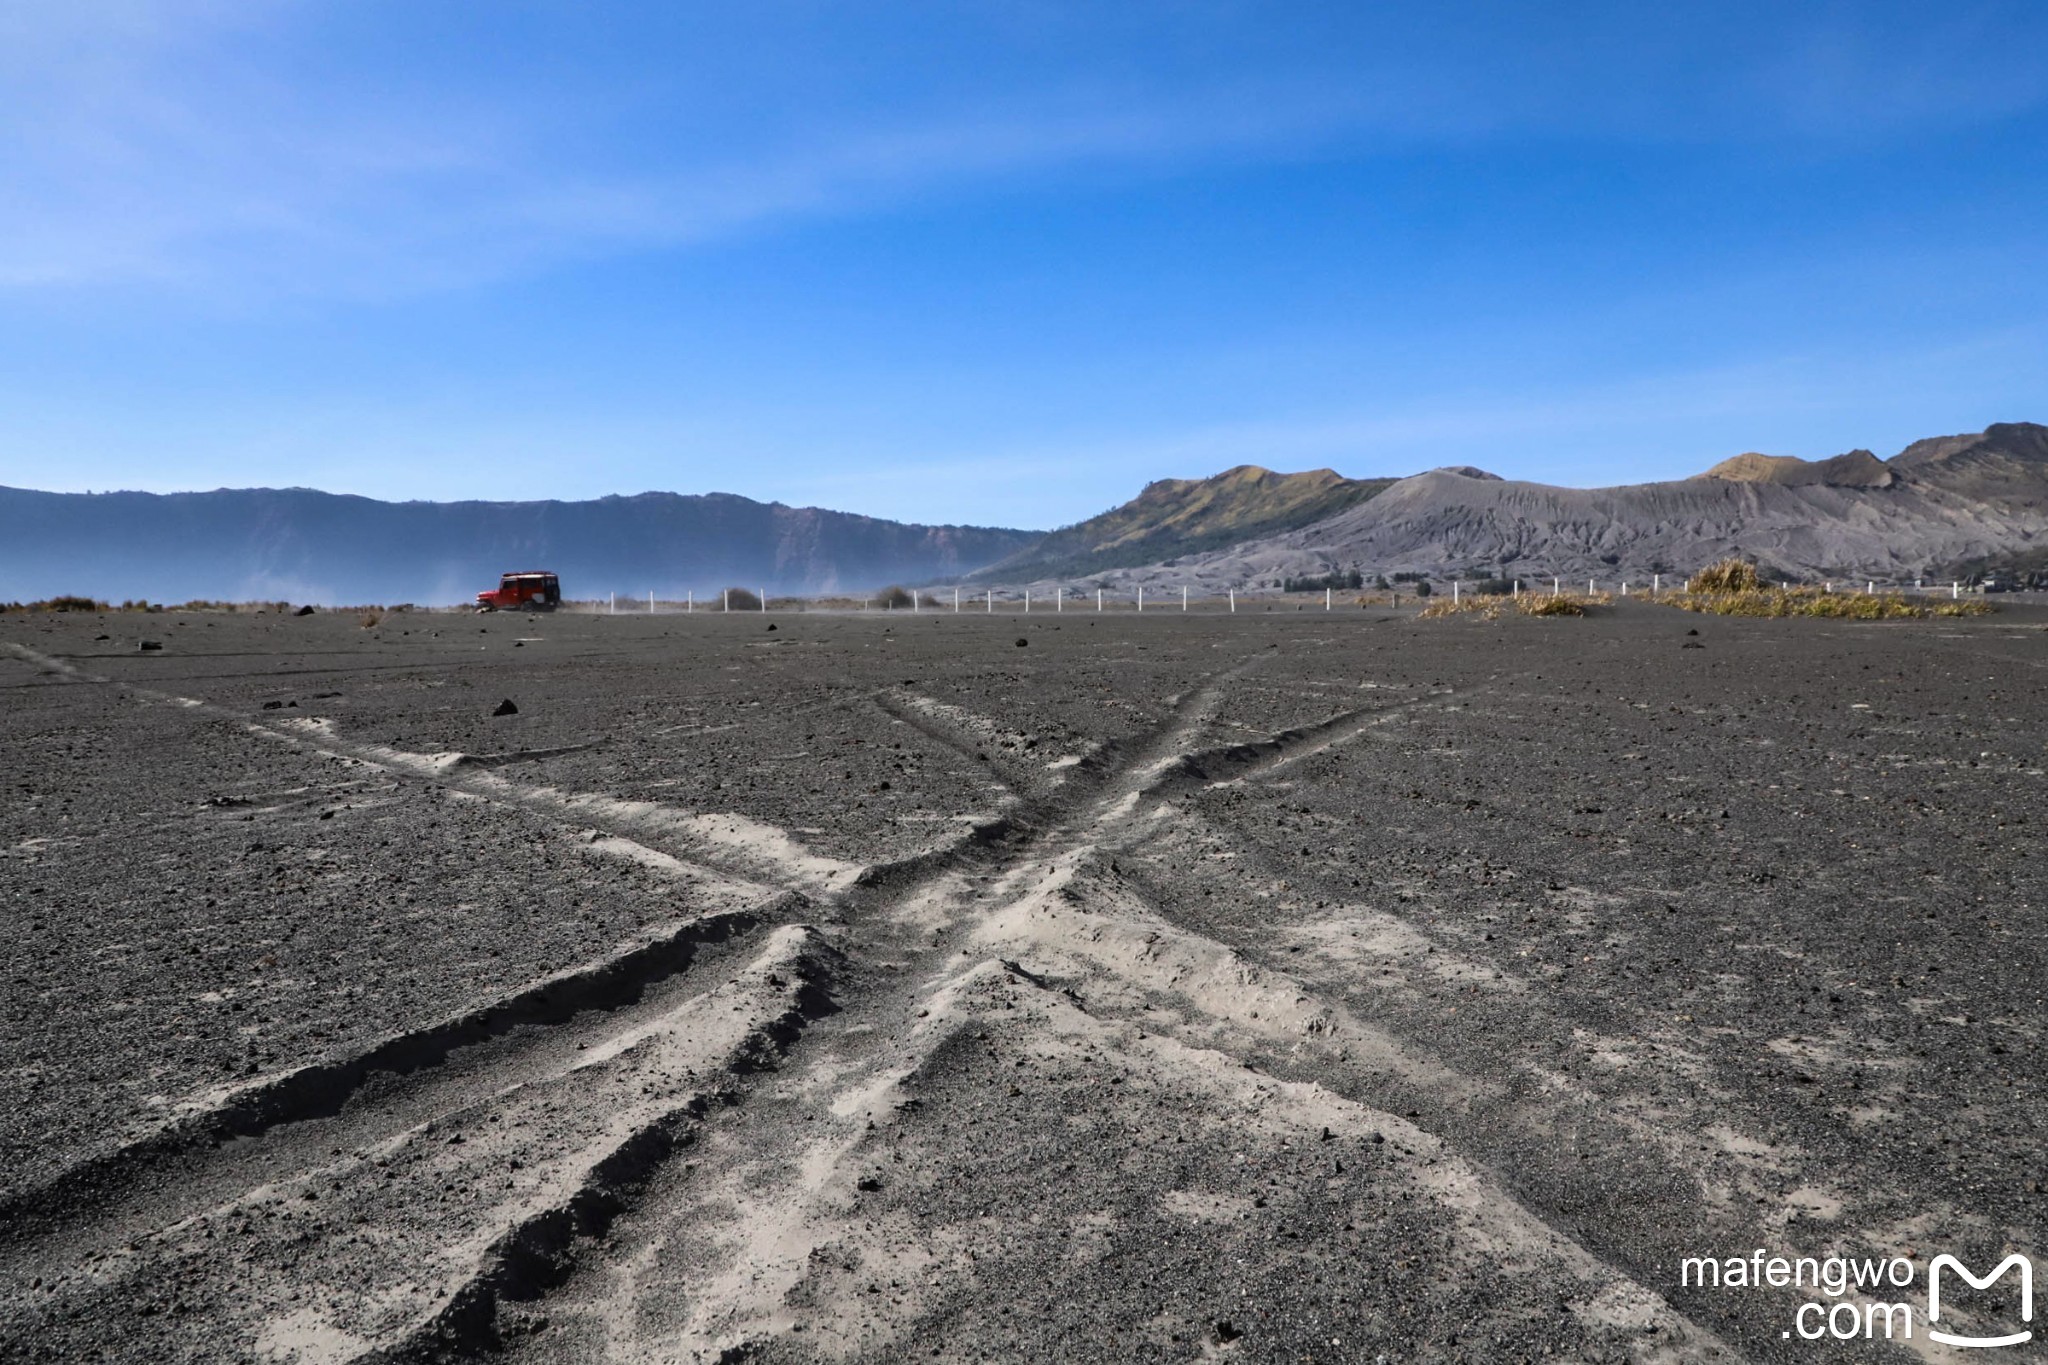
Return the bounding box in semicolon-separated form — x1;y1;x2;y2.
0;5;1394;298
4;3;2043;303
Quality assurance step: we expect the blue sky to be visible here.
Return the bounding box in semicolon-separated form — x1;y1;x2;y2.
2;1;2045;530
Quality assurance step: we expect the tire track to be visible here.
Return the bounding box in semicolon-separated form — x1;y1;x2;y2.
0;902;790;1262
5;640;1750;1361
3;929;841;1365
449;666;1752;1363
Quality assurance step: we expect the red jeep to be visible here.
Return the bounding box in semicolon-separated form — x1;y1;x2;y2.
475;571;562;612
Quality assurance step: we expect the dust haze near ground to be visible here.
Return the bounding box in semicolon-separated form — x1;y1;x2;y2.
2;604;2042;1363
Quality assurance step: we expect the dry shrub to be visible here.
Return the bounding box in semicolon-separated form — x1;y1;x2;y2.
875;585;915;609
1661;587;1990;619
1689;558;1764;594
1658;556;1993;617
721;587;763;611
1418;589;1608;620
1417;595;1493;619
359;610;382;628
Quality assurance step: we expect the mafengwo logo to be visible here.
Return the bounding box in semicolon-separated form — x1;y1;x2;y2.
1928;1254;2033;1349
1680;1248;2033;1346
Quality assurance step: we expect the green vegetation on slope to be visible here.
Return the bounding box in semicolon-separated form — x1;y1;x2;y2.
972;465;1396;581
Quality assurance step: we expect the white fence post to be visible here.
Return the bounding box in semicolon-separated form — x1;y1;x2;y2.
1097;588;1103;612
1184;584;1189;612
1057;587;1063;612
1229;589;1236;613
649;590;654;613
1453;580;1460;603
954;586;960;612
609;591;615;615
1137;586;1144;613
986;589;993;613
1324;586;1331;611
687;590;693;613
1652;573;1660;593
723;589;729;612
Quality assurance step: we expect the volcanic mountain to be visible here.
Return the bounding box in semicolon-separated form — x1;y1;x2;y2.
968;465;1396;582
987;422;2048;590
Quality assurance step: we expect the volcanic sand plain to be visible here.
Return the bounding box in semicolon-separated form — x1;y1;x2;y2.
2;603;2044;1364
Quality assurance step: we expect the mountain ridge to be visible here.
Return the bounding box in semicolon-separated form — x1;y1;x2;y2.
1002;421;2048;591
0;486;1037;605
969;464;1397;582
9;422;2047;603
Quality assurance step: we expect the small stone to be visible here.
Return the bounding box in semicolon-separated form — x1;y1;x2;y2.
492;699;519;716
1015;637;1028;647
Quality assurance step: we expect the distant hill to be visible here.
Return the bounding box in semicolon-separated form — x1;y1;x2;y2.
0;487;1039;605
13;422;2046;605
975;422;2048;590
1693;449;1896;488
969;465;1396;581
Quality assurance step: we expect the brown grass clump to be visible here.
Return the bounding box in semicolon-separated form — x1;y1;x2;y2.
1658;587;1990;619
1659;556;1992;617
1418;589;1609;620
1688;558;1764;594
359;610;383;628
